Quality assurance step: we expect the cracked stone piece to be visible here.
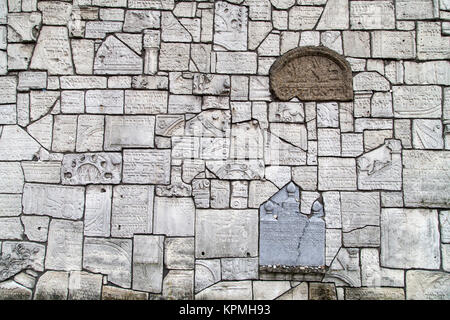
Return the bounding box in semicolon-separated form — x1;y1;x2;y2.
214;1;247;51
94;36;143;75
133;235;163;293
264;131;307;166
412;119;444;150
161;11;191;42
123;10;160;33
68;271;102;300
253;281;291;300
193;74;230;96
83;237;132;289
76;115;104;152
361;248;404;287
289;6;323;30
34;271;68;300
27;115;53;150
323;248;361;287
23;183;84;220
61;153;122;185
45;219;83;271
381;208;440;269
317;0;349;30
195;281;252;300
357;139;402;191
309;283;337;300
30;26;73;75
276;282;308;300
195;259;221;293
38;1;72;25
7;12;41;42
0;242;45;282
52;115;77;152
29;90;59;122
165;237;194;270
111;185;154;238
162;270;194;300
0;280;32;300
406;270;450;300
222;258;258;281
154;197;195;236
21;216;50;242
341;192;380;232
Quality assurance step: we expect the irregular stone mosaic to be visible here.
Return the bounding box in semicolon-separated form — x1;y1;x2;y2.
0;0;448;301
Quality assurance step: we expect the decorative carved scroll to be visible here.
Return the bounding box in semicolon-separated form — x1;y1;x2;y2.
270;46;353;102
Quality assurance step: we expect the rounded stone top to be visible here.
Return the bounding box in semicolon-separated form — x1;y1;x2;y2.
264;201;275;212
286;182;296;193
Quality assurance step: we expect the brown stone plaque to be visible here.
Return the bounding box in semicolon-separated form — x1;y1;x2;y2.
270;46;353;102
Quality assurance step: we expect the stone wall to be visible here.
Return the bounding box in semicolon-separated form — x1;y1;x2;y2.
0;0;449;300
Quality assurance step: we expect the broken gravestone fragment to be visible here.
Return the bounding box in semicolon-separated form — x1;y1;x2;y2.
269;46;353;101
259;182;326;273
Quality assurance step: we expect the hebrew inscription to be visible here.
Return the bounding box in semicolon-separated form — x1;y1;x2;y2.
270;46;353;101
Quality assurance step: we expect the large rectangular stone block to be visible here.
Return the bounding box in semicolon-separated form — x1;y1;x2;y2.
195;209;258;258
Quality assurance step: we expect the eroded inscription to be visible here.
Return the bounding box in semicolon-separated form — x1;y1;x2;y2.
270;46;353;101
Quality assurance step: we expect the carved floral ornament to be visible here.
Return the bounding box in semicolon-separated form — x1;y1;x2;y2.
269;46;354;102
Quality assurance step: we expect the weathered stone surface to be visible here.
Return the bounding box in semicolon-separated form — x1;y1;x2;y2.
159;42;190;71
196;281;252;300
393;86;441;118
216;52;257;75
412;119;444;149
0;126;41;161
318;158;356;190
196;209;258;258
353;72;390;91
222;258;258;280
324;247;361;287
30;26;73;75
123;149;171;184
0;162;23;193
270;47;353;102
403;150;450;208
23;183;84;220
83;237;132;288
264;131;307;166
372;31;416;59
45;219;83;272
0;242;45;282
76;115;104;152
308;283;337;300
7;12;41;43
165;238;194;270
214;2;247;51
38;1;72;25
124;10;159;33
62;153;122;185
396;0;437;20
253;281;291;300
406;271;450;300
381;209;440;269
125;90;167;114
0;194;22;217
21;215;49;243
404;61;450;85
133;235;163;293
84;185;112;237
361;248;404;287
68;271;102;300
350;1;395;30
105;116;154;150
162;270;194;300
102;286;148;300
289;6;323;30
346;288;405;300
34;271;68;300
154;197;195;236
94;36;143;75
111;185;154;238
417;22;450;60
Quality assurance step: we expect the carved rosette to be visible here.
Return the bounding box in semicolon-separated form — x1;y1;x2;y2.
269;46;353;102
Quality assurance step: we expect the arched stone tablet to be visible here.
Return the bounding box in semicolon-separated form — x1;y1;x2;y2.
270;46;353;102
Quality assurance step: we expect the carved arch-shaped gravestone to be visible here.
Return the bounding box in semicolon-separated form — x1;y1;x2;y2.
269;46;353;102
259;182;326;273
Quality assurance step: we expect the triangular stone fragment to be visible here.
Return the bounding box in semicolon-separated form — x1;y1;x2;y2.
27;114;53;150
0;125;41;160
94;35;143;75
30;26;74;75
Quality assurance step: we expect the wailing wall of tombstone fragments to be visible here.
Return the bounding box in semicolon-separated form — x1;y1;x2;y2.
0;0;449;300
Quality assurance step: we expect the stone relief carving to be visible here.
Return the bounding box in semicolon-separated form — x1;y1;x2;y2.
270;46;353;101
